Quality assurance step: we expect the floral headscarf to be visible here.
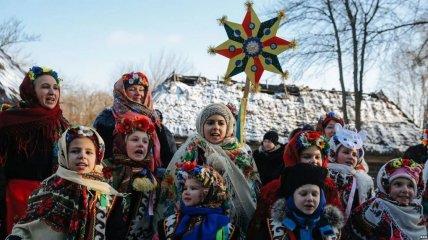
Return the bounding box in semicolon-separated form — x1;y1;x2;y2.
61;125;105;166
377;158;423;198
176;162;228;208
57;125;119;195
112;71;154;118
283;130;330;167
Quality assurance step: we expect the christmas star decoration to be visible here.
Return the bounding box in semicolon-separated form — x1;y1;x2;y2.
209;2;296;88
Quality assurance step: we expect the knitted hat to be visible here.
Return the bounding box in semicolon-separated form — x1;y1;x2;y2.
278;163;328;198
196;103;235;139
328;123;367;163
283;130;330;167
377;158;423;196
176;161;228;207
264;130;279;144
316;111;344;132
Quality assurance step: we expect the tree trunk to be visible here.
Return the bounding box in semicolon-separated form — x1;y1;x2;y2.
326;0;349;123
344;0;361;130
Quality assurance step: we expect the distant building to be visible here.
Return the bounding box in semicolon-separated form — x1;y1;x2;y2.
153;74;421;176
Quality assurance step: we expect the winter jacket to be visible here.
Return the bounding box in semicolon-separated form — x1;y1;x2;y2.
253;144;285;186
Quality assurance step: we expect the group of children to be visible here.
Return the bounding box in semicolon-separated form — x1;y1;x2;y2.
2;66;428;240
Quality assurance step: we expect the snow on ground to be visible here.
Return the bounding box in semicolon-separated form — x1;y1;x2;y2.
154;77;420;155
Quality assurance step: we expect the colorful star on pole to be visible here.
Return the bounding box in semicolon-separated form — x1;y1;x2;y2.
209;2;296;88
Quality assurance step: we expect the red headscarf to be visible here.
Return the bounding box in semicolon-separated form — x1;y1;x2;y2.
0;70;69;165
316;111;344;132
283;130;330;168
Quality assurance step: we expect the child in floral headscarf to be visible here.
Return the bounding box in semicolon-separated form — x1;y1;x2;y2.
6;126;119;240
159;163;236;240
327;124;374;220
103;113;160;240
345;158;426;239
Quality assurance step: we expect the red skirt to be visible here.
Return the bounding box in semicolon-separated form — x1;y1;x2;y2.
5;179;41;234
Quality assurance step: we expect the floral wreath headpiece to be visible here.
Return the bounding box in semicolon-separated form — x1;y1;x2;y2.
121;72;149;89
296;131;330;155
175;161;227;205
27;66;61;84
115;114;155;136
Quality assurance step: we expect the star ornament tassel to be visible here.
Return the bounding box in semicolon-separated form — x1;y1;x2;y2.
209;2;296;88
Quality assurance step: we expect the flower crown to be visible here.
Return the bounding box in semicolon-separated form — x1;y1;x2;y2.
115;115;155;136
384;158;420;175
297;131;329;155
121;72;149;89
27;66;61;84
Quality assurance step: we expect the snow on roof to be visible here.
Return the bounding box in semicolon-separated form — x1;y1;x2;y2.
0;49;24;104
153;75;420;155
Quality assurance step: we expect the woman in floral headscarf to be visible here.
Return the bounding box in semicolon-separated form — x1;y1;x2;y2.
6;126;119;240
344;158;426;239
158;103;260;239
0;66;69;237
93;72;161;167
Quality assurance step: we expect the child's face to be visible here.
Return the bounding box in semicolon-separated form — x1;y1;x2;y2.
126;130;149;162
324;120;337;138
67;137;97;174
182;178;206;207
203;114;227;144
336;146;358;167
262;139;276;151
389;177;415;205
293;184;321;215
299;146;323;166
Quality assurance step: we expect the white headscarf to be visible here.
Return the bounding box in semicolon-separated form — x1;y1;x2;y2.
57;126;120;196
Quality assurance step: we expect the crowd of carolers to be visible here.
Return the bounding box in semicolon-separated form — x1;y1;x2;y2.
0;66;427;240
